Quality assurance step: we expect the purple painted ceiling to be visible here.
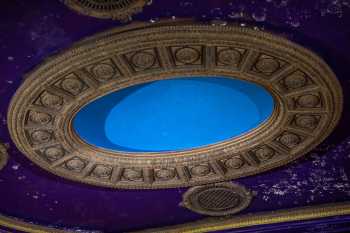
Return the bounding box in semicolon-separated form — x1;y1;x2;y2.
1;0;350;232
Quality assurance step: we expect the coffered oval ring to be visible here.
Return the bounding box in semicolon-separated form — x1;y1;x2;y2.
8;21;343;189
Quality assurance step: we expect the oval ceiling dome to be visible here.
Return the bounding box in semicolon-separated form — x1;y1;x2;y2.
73;77;275;152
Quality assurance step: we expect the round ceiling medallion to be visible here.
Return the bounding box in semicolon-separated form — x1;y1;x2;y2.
0;143;8;171
8;21;343;189
63;0;150;21
181;183;253;216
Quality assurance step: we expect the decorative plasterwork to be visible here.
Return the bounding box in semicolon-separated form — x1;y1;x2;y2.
0;143;8;171
181;183;252;216
8;20;343;189
63;0;150;21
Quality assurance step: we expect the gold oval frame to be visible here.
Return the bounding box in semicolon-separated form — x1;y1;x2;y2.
7;20;343;189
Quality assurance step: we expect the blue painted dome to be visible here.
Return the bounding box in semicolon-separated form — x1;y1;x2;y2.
73;77;274;152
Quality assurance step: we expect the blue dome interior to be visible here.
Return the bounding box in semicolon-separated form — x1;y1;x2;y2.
73;77;275;152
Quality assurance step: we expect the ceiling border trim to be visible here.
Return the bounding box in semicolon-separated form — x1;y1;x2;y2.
0;214;71;233
134;202;350;233
1;202;349;233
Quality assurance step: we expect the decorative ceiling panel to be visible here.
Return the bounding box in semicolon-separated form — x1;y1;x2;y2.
7;21;342;189
64;0;150;21
0;0;350;232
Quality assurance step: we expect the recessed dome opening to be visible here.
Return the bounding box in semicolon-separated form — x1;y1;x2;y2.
73;77;275;152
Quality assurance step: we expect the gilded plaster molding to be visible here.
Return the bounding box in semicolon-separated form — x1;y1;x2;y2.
63;0;150;21
0;143;8;171
135;202;350;233
0;214;71;233
1;202;350;232
8;20;343;189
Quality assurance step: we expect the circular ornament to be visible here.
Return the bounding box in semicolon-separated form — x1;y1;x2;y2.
63;0;150;21
297;94;321;108
224;157;244;169
29;111;52;125
155;169;175;180
284;71;307;89
296;115;318;129
61;78;84;95
255;58;280;74
92;64;116;81
65;158;86;172
44;147;65;161
175;47;201;64
181;182;253;216
131;51;156;69
218;49;242;65
8;21;343;189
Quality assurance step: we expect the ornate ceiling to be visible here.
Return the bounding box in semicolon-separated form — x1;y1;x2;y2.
1;0;350;232
63;0;151;21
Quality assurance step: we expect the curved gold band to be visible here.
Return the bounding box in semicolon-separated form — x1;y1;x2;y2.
135;202;350;233
0;214;69;233
1;202;349;233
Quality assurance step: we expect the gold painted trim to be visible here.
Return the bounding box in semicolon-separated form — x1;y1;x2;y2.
0;202;349;233
0;214;71;233
8;20;343;189
134;202;350;233
64;0;150;21
0;143;8;171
